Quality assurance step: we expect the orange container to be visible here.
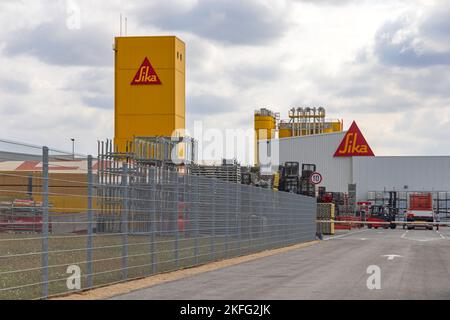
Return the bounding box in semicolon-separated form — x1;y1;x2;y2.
410;194;432;211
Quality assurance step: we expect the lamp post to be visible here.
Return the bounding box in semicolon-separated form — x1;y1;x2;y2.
71;138;75;160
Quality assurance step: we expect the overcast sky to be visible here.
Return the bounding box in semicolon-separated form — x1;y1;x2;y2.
0;0;449;162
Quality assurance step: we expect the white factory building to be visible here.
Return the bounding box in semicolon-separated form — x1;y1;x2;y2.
259;122;450;202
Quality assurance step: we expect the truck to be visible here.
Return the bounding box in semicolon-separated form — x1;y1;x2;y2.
405;193;434;230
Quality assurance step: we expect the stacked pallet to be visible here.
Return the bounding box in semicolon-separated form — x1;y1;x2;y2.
317;203;335;235
189;161;241;183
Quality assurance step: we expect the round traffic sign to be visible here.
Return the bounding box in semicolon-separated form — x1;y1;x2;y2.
310;172;322;185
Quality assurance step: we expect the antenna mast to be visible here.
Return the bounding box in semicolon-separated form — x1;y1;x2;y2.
120;14;123;36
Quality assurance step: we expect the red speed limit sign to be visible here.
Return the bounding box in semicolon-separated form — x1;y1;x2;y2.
310;172;322;184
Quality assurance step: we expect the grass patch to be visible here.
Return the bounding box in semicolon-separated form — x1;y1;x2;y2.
0;231;290;300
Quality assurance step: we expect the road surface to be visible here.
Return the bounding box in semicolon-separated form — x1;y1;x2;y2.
112;228;450;300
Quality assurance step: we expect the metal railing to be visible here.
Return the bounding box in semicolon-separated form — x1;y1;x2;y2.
0;141;316;300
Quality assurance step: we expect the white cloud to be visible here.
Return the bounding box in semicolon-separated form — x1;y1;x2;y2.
0;0;448;162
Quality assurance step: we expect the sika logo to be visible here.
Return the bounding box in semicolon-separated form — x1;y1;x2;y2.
334;121;374;157
131;57;162;85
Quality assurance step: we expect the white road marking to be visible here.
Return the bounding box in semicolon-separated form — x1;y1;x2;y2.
382;254;403;261
401;230;444;242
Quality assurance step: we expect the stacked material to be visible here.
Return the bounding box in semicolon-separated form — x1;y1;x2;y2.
317;203;335;235
190;162;241;183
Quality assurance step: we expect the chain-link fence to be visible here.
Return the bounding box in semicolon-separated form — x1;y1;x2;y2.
0;140;316;300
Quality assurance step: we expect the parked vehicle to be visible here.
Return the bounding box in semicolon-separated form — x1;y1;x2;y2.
367;205;396;229
406;193;434;230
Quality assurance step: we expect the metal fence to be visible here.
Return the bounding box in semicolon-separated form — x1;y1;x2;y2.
0;140;316;300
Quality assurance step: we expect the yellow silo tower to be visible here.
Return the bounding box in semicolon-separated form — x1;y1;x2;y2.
114;36;186;152
254;108;277;166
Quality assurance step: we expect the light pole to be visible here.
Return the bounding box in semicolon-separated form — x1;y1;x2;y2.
71;138;75;160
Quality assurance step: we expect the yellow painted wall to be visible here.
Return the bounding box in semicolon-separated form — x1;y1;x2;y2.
0;172;95;213
114;36;186;151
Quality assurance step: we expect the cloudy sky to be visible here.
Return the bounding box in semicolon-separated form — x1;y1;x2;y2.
0;0;449;162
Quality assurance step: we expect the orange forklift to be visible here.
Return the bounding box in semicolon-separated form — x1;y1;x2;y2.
367;205;397;229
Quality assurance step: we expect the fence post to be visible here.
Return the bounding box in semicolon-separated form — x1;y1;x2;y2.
258;187;263;251
174;171;180;269
285;195;290;246
41;146;49;299
121;163;129;281
249;186;253;253
225;182;230;259
150;167;156;274
86;155;94;288
271;191;276;249
262;188;267;250
260;188;263;250
194;175;199;265
236;183;241;256
211;178;216;261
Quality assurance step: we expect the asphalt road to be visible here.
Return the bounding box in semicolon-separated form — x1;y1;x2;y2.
112;228;450;300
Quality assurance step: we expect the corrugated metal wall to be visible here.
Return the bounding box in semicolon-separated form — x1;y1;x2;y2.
353;156;450;200
264;133;450;201
269;132;352;193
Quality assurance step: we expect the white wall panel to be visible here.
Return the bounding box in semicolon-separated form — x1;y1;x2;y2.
353;157;450;200
260;134;450;201
265;132;352;193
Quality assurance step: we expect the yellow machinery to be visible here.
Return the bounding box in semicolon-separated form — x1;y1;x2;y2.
272;172;280;191
279;107;343;138
279;120;342;138
114;36;186;152
254;108;277;166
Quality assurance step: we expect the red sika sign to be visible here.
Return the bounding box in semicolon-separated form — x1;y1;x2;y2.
334;121;374;157
131;57;162;85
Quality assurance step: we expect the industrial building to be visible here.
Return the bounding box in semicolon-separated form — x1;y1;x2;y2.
2;33;449;219
256;108;450;215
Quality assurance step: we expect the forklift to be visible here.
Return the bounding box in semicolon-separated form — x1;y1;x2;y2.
317;186;333;203
276;162;299;193
276;162;316;197
299;163;316;197
367;192;398;229
367;205;397;229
